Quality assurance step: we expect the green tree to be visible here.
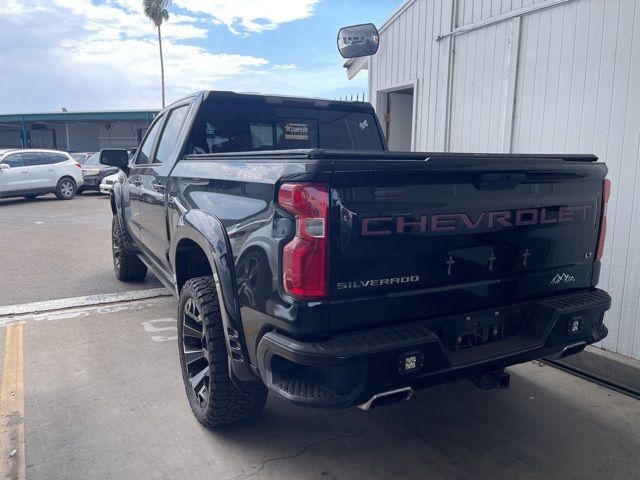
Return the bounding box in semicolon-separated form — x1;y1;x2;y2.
143;0;171;108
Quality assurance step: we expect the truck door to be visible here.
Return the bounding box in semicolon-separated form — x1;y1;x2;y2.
127;113;165;245
138;103;190;273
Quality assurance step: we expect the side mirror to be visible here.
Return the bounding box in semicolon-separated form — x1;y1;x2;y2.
100;149;129;168
337;23;380;59
0;163;10;170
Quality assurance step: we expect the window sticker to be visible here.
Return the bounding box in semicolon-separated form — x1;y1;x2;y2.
359;119;369;130
283;122;310;141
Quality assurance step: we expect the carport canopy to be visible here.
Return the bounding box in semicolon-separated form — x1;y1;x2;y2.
0;109;157;151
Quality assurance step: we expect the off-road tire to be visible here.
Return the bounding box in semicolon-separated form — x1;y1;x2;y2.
178;276;268;428
55;177;76;200
111;215;147;281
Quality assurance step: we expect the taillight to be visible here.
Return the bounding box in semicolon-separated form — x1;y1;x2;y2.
74;162;82;168
278;183;329;300
596;179;611;261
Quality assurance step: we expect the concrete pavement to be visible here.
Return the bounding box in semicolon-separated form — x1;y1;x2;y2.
0;193;161;305
0;298;635;480
1;190;638;480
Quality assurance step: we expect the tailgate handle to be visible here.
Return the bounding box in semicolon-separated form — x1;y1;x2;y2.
475;173;525;190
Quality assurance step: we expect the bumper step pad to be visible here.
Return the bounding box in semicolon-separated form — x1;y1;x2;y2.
274;379;338;400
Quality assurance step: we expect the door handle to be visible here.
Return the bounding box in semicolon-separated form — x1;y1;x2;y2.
21;171;28;174
47;169;54;172
152;182;165;193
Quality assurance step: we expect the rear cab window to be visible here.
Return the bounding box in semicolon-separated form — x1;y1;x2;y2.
185;96;384;155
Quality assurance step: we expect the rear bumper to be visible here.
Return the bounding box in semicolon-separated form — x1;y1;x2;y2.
256;289;611;407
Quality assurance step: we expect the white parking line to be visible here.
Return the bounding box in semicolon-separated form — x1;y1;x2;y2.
0;297;175;327
0;288;172;317
142;318;178;342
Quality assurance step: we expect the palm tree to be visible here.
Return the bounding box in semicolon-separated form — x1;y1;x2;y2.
143;0;171;108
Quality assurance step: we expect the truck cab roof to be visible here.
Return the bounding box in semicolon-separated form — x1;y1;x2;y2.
168;90;375;114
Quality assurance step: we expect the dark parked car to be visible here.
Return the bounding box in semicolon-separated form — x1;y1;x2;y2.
79;153;118;193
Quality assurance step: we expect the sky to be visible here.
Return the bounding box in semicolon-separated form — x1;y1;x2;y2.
0;0;403;113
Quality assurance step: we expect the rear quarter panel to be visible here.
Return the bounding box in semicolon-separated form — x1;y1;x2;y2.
167;156;333;364
61;160;84;187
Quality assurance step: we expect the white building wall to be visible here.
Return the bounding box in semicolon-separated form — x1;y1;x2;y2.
364;0;640;359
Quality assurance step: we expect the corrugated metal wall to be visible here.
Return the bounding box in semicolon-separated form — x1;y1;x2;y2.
367;0;640;359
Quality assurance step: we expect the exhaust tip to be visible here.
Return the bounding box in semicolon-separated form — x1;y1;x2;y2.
358;387;414;411
560;341;587;358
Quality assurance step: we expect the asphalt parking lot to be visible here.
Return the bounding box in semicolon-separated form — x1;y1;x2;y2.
0;192;162;305
0;193;638;480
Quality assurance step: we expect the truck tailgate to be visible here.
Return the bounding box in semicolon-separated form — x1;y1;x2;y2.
329;154;607;332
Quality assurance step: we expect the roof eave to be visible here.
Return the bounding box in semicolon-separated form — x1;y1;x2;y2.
343;56;370;80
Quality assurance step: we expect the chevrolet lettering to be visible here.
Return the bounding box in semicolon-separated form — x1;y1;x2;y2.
361;205;593;237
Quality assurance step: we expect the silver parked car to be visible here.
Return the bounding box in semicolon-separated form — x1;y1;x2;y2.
0;149;85;200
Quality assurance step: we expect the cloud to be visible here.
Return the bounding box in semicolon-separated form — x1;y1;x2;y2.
0;0;365;112
273;64;298;70
53;0;208;40
0;0;271;110
173;0;320;34
224;63;367;100
63;38;269;105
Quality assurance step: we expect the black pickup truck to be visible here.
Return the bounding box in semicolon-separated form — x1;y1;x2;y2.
101;90;611;427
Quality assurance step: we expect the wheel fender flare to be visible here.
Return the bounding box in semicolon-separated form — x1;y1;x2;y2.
111;181;123;218
110;176;137;247
171;210;259;386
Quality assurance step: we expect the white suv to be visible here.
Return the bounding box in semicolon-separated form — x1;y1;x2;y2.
0;149;84;200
